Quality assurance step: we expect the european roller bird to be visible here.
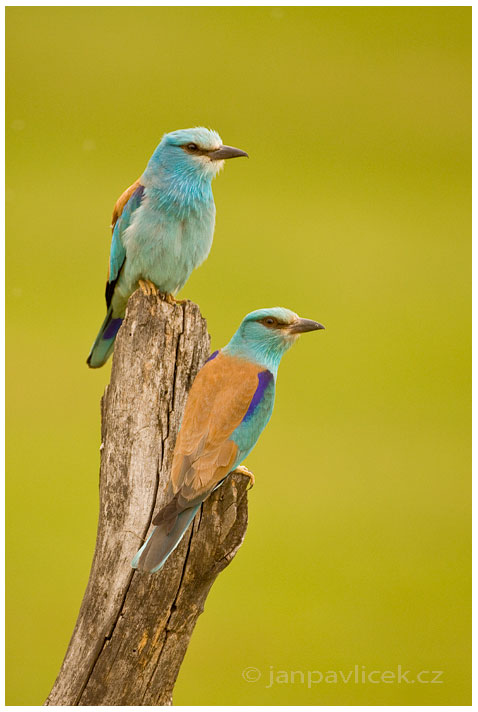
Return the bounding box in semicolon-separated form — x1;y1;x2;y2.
132;307;325;573
87;127;248;368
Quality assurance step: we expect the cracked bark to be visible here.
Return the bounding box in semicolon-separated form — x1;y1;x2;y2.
45;291;250;706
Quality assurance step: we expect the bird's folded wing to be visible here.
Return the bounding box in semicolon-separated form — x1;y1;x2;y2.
170;352;264;506
105;179;145;307
111;178;142;229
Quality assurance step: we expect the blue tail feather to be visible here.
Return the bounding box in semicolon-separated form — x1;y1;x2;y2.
87;308;123;368
132;505;200;573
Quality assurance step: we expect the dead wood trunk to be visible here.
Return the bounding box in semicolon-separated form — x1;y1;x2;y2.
45;292;249;706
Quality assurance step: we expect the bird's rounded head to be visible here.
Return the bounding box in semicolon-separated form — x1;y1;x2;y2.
163;127;223;152
225;307;325;372
145;127;248;184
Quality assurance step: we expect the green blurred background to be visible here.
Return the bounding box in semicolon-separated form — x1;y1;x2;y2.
6;7;470;705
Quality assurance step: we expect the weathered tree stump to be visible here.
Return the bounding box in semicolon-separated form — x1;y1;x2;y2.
45;291;249;706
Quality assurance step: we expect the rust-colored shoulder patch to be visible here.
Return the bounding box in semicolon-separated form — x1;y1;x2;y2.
111;178;142;229
170;352;262;502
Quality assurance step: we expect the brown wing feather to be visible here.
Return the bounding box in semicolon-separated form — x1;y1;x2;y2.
111;178;141;229
170;352;262;505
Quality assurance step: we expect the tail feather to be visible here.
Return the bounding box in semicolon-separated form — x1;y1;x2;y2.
87;308;123;368
132;505;200;573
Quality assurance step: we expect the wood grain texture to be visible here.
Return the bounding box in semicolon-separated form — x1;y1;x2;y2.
45;291;250;706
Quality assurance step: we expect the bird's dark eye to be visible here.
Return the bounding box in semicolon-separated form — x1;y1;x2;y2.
186;143;198;151
263;317;276;326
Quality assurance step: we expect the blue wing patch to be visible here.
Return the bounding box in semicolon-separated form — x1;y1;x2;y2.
242;370;274;422
205;350;219;363
230;369;275;466
109;226;126;286
106;184;145;308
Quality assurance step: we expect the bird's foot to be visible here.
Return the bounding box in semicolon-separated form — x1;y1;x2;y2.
147;280;158;296
159;293;184;306
235;465;255;489
139;279;151;296
139;279;158;296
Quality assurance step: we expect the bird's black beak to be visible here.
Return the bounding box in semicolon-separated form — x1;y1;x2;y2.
289;318;326;334
208;145;249;161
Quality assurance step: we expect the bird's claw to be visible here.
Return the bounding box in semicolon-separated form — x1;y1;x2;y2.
235;465;255;489
159;293;186;306
138;283;183;305
138;279;158;296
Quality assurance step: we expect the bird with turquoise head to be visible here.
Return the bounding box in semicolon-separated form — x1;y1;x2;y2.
132;307;325;573
87;127;248;368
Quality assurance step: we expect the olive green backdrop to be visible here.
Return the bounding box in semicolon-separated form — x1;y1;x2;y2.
6;6;470;706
